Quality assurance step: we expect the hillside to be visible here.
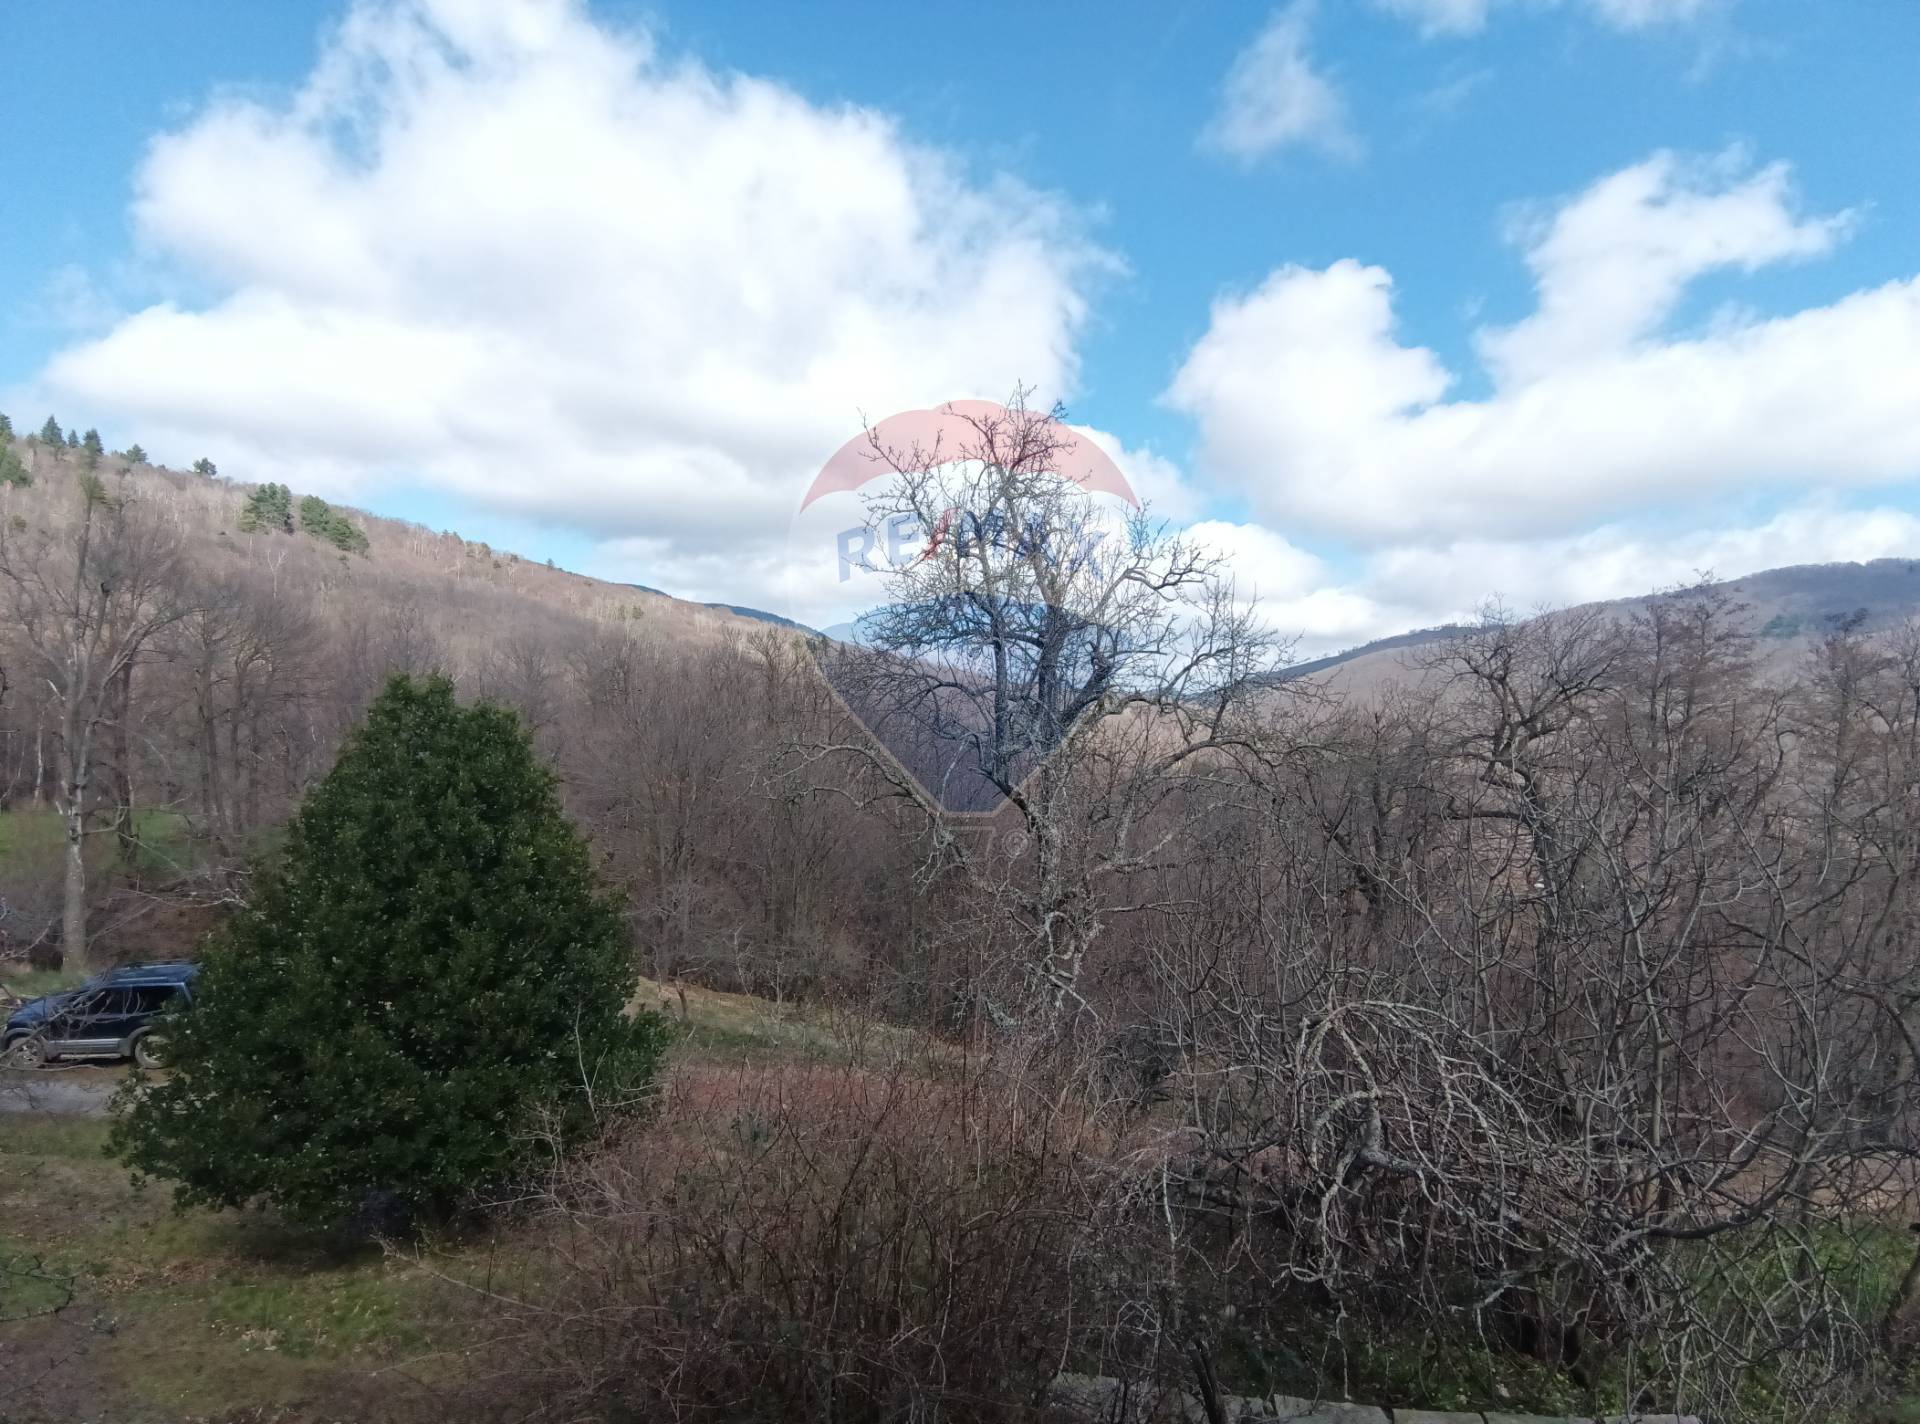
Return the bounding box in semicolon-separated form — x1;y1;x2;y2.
0;433;819;968
0;435;781;658
1287;557;1920;694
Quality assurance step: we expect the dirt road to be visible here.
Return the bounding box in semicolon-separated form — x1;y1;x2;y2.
0;1065;123;1116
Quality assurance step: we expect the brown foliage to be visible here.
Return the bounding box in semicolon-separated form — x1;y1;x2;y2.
459;1055;1121;1423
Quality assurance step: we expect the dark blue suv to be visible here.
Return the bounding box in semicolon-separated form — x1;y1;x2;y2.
3;962;198;1069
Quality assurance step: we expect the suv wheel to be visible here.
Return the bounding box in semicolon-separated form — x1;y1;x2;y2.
132;1032;168;1070
6;1033;50;1069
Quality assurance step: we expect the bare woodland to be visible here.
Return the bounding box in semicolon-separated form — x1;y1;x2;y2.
4;421;1920;1420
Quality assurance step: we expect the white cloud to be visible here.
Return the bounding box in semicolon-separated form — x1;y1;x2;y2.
1482;150;1850;381
1585;0;1715;28
1166;150;1920;546
1358;501;1920;624
1375;0;1720;37
1372;0;1493;37
25;265;120;334
1186;519;1326;599
1074;425;1204;524
1201;3;1360;162
31;0;1109;561
1211;501;1920;657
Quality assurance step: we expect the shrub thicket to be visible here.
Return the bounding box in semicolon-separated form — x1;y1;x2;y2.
477;1055;1118;1423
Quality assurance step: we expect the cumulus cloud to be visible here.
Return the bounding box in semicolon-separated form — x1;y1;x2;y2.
1201;3;1360;162
1074;425;1204;524
1482;150;1850;381
1217;500;1920;658
582;420;1204;624
1357;501;1920;624
1166;150;1920;546
31;0;1109;562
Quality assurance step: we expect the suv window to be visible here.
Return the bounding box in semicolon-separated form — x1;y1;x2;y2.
131;986;181;1013
72;987;127;1016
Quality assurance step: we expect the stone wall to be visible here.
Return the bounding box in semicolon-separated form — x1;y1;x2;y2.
1049;1373;1703;1424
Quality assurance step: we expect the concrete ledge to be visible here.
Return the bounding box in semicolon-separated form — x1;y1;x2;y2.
1051;1375;1700;1424
1272;1397;1392;1424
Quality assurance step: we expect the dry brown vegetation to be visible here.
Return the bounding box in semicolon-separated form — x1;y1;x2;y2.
7;430;1920;1421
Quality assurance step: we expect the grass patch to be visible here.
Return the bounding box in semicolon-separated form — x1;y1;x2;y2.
0;806;64;859
1;1251;76;1322
0;1110;113;1161
0;805;201;883
0;983;921;1419
204;1267;434;1358
1;971;81;1005
0;1088;453;1420
1;966;82;999
632;973;943;1066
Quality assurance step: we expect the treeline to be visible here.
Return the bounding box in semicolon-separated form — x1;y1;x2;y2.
3;410;169;474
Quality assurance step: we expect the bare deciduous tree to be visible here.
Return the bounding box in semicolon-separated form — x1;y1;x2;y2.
807;394;1285;1022
0;476;192;972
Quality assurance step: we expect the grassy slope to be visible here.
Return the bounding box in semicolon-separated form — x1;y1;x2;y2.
0;983;913;1423
5;979;1916;1422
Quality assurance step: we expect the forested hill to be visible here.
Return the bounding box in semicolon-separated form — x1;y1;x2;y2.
0;427;816;966
1284;557;1920;693
0;429;778;654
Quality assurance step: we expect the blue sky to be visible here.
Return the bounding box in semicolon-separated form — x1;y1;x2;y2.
3;0;1917;648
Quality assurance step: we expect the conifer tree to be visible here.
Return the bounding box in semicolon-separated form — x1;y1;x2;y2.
237;482;294;533
298;493;371;555
111;675;665;1228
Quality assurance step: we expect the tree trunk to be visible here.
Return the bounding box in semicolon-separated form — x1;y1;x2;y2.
61;805;88;976
111;663;137;866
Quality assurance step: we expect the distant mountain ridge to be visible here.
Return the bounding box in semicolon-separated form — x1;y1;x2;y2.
1274;623;1474;682
621;584;811;632
1288;557;1920;692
